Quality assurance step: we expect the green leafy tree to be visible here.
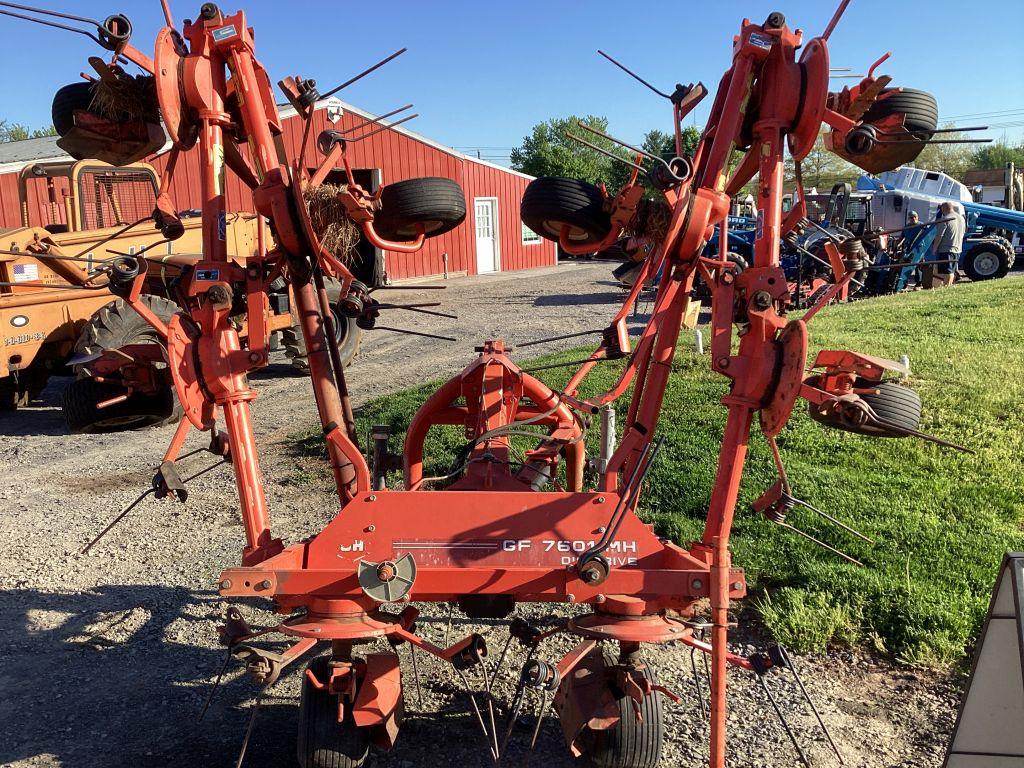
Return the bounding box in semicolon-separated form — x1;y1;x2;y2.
0;120;57;142
641;126;701;160
510;115;629;187
971;140;1024;170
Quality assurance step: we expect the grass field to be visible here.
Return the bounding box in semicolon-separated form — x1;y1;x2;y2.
300;280;1024;666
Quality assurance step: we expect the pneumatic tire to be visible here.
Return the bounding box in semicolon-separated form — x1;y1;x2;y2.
521;177;612;245
374;177;466;241
66;295;181;432
809;379;922;437
62;376;177;433
51;81;94;136
963;239;1013;281
578;651;664;768
283;277;362;372
297;656;370;768
863;88;938;138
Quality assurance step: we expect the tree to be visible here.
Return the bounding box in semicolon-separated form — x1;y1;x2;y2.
0;120;57;142
971;140;1024;171
906;124;974;180
510;115;630;187
640;126;701;160
798;132;859;193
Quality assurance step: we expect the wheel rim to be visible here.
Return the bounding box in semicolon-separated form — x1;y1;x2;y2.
972;251;999;277
543;220;590;242
92;413;156;428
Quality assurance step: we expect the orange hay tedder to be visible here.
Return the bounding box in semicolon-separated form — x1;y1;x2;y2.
1;0;971;765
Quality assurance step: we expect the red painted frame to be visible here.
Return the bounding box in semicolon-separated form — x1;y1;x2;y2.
71;3;911;764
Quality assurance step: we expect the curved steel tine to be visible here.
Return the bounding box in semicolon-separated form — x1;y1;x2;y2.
779;646;845;764
788;494;875;544
758;674;811;766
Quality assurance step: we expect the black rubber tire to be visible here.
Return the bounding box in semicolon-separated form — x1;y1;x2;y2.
51;81;94;136
75;295;177;363
963;240;1012;281
860;87;937;167
297;656;370;768
62;376;178;433
810;379;922;437
579;652;664;768
374;177;466;241
282;278;362;372
521;177;612;244
65;295;180;432
863;88;938;137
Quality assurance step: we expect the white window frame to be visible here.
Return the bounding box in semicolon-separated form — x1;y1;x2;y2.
521;221;542;246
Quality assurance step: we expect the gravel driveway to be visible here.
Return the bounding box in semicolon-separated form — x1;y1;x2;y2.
0;262;959;767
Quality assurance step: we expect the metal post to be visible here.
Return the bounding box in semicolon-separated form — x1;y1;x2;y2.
598;404;616;475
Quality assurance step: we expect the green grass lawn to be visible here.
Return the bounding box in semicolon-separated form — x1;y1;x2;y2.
298;279;1024;667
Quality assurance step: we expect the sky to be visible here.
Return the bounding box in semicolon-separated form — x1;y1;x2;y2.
1;0;1022;166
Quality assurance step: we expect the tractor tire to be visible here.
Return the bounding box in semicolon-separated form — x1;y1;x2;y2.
67;295;180;432
374;177;466;241
75;295;178;365
51;81;94;136
863;88;938;138
62;376;178;433
521;177;612;244
578;652;664;768
809;379;922;437
282;278;362;373
963;239;1014;281
297;656;370;768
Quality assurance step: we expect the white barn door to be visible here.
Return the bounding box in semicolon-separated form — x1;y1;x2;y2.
474;198;499;274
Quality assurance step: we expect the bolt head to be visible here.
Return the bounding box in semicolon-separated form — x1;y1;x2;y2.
692;579;704;590
259;579;272;590
368;494;377;502
732;581;744;590
716;357;730;369
219;579;232;590
566;593;576;603
596;496;606;504
366;524;376;532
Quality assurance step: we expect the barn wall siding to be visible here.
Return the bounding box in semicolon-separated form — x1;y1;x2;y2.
0;105;554;279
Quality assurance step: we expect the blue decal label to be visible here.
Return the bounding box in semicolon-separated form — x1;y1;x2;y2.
212;24;237;42
749;32;773;50
196;269;221;282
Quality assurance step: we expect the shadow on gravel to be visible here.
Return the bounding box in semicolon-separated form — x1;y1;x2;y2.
0;585;574;768
0;378;70;437
533;292;624;307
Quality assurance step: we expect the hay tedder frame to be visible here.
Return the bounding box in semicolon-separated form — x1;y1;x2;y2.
0;0;969;765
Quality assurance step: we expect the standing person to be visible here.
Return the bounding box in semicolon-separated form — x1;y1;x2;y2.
928;202;966;288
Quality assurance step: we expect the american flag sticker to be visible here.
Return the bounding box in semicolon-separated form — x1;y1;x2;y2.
12;263;39;283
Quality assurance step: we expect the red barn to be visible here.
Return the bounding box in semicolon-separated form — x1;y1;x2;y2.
0;97;555;282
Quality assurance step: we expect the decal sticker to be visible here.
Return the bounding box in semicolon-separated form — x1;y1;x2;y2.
211;24;237;42
12;263;38;283
392;538;640;567
196;269;221;281
749;32;773;50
